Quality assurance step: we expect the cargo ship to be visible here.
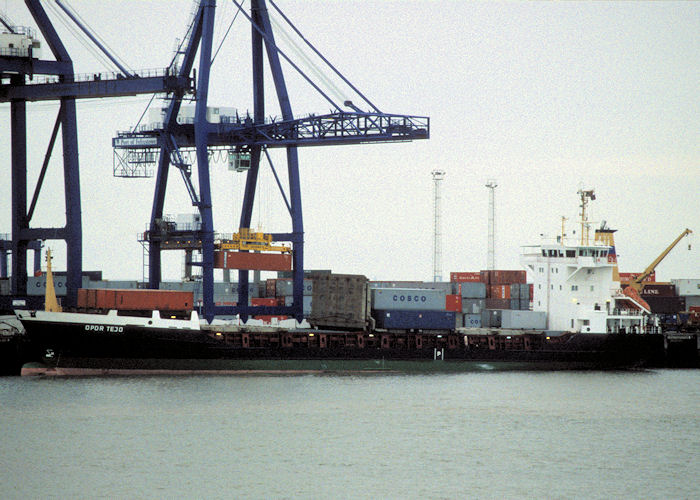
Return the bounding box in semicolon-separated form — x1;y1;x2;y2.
15;236;659;375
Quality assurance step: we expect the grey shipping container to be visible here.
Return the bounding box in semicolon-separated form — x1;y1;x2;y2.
278;270;331;279
308;273;370;329
276;279;313;296
671;279;700;297
459;282;487;299
462;298;485;314
510;298;520;310
481;309;502;328
28;276;91;296
519;299;531;311
510;284;520;299
501;310;547;329
284;295;313;315
520;284;530;300
370;281;454;294
463;313;482;328
372;288;447;311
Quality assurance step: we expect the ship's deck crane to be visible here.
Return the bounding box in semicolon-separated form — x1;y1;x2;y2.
112;0;430;322
629;228;693;292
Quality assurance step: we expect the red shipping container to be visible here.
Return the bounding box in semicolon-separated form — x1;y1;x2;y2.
489;285;511;299
266;279;277;297
619;272;656;283
445;294;462;312
450;272;481;283
485;298;511;309
492;270;527;285
77;288;193;311
254;315;289;324
251;297;277;306
214;251;292;271
640;284;676;297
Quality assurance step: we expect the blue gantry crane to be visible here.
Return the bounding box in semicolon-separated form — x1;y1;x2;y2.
1;0;195;309
2;0;429;322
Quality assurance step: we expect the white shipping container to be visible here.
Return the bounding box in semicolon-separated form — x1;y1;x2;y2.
501;310;547;330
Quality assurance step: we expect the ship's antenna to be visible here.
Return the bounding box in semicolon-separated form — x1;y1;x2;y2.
432;169;445;281
486;179;498;270
560;216;568;243
577;188;596;245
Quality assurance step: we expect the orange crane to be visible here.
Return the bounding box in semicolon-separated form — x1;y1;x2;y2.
629;229;693;292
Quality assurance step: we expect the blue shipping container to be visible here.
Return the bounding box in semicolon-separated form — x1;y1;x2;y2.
375;310;456;330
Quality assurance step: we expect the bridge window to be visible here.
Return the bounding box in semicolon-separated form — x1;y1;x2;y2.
566;250;576;258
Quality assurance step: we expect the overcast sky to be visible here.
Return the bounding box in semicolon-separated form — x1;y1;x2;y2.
2;0;698;283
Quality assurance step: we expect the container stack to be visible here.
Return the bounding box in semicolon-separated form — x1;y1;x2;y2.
451;269;538;329
263;278;313;316
671;279;700;311
370;283;457;330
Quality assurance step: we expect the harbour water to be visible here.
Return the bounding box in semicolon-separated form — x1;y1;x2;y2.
1;370;699;499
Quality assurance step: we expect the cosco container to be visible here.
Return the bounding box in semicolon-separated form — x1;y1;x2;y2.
463;313;482;328
459;282;486;299
374;310;456;330
501;310;547;330
371;288;447;311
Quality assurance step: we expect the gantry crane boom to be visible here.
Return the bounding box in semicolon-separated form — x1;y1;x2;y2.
112;0;429;322
630;228;693;291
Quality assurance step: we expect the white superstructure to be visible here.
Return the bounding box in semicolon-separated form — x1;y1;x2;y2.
520;190;650;334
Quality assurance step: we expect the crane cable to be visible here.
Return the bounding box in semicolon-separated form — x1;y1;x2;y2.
43;1;114;72
268;14;347;105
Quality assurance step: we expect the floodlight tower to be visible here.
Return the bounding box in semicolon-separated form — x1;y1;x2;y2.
432;169;445;281
485;179;497;270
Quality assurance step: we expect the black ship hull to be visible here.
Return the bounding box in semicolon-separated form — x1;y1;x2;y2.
16;309;656;375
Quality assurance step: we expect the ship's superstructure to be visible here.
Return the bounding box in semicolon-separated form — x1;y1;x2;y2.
521;190;649;334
